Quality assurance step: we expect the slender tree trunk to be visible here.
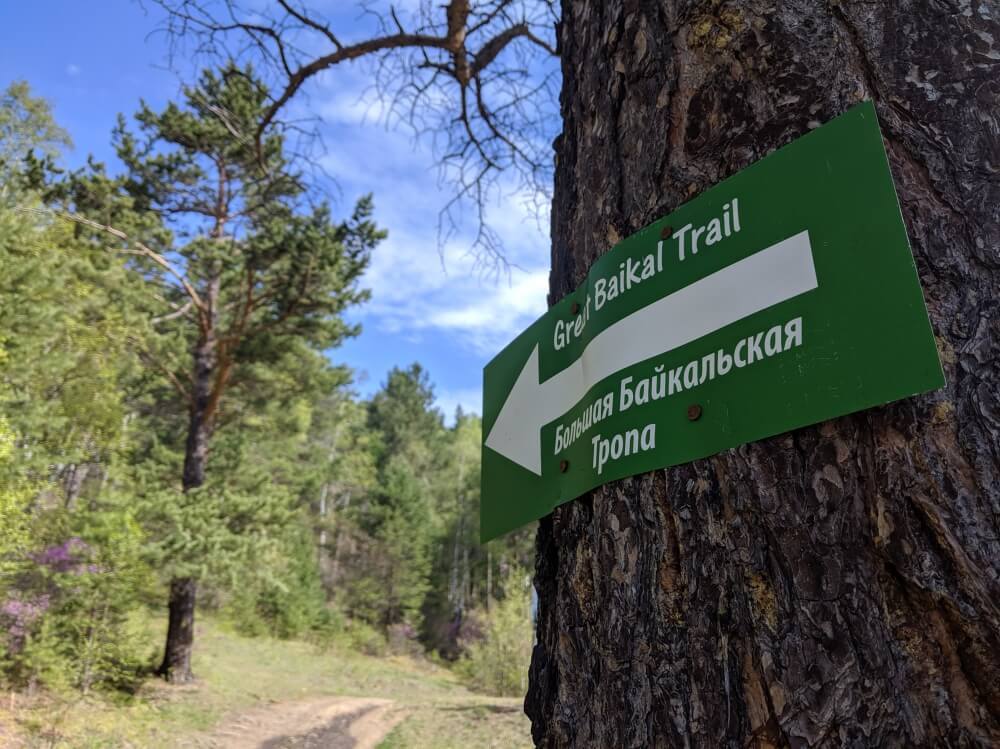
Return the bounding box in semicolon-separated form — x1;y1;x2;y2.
527;2;1000;747
62;462;89;508
450;512;465;616
318;481;330;583
158;280;219;683
462;544;471;613
319;483;329;548
330;490;350;586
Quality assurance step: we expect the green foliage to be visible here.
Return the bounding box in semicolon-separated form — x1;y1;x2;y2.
0;80;71;189
0;421;30;566
455;571;534;697
137;478;293;582
1;503;153;694
0;86;151;695
225;523;327;640
0;189;150;488
0;77;537;705
344;619;390;657
333;366;444;634
109;64;381;372
311;365;535;663
369;364;446;469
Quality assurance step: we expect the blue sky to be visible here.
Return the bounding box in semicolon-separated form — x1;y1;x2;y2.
0;1;553;420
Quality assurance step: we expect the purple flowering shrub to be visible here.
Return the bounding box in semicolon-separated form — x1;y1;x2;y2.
1;538;95;657
0;532;146;693
0;481;157;693
27;537;99;575
0;594;51;653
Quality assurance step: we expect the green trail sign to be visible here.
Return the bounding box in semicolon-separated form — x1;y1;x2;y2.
480;101;944;542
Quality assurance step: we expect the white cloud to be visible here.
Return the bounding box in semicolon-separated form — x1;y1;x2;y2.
66;64;81;77
355;203;550;356
435;386;483;423
423;268;549;350
304;65;553;361
317;86;392;126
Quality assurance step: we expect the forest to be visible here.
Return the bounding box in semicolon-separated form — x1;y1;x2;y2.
5;0;1000;746
0;73;534;725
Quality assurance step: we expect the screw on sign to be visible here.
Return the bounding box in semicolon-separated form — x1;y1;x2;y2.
480;101;944;542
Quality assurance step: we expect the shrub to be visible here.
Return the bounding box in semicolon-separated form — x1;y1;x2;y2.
1;514;151;695
387;621;422;657
223;525;329;640
347;619;388;657
455;572;533;697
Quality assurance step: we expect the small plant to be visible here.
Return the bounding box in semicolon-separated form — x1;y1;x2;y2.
455;572;534;697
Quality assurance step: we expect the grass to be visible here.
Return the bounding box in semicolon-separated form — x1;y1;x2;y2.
0;613;532;748
376;701;530;749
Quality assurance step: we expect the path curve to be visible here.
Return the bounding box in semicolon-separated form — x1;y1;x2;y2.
205;696;407;749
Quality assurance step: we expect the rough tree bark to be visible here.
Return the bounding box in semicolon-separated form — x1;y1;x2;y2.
158;577;198;682
527;1;1000;747
157;276;220;683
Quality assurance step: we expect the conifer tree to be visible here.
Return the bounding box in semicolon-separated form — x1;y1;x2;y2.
60;66;383;682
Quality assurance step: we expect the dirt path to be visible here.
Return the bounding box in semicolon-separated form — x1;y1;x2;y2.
205;696;407;749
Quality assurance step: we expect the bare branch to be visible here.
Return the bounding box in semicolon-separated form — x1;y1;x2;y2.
255;29;455;152
128;339;194;404
471;22;553;78
276;0;342;48
151;299;195;325
151;0;561;268
22;206;207;314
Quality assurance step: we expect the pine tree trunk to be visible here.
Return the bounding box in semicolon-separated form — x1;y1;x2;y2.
527;2;1000;747
159;577;198;683
158;316;217;683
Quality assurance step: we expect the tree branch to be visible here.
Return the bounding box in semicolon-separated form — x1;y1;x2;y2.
152;0;561;268
255;29;455;155
277;0;342;48
151;299;195;325
21;206;207;316
130;341;194;404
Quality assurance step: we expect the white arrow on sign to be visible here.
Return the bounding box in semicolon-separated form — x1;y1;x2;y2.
485;230;819;474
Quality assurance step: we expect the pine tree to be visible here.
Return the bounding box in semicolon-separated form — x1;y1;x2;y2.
59;66;383;682
337;366;445;633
